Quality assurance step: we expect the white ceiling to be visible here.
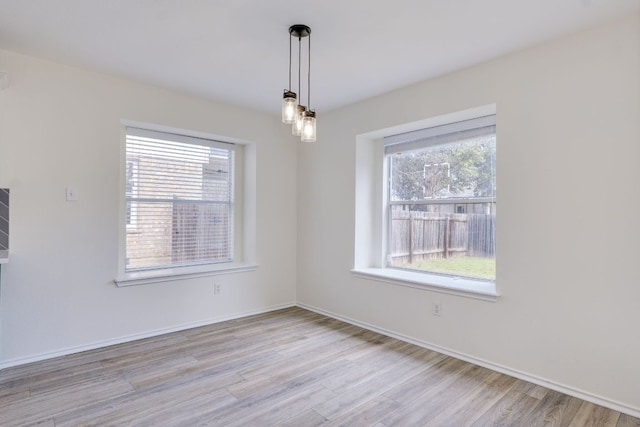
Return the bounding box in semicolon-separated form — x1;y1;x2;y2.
0;0;638;115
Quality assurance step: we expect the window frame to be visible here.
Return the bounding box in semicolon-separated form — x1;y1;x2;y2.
351;105;499;301
115;121;257;287
384;117;496;282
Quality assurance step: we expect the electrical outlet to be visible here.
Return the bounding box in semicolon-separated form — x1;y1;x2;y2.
66;186;78;201
0;71;8;91
432;302;442;316
214;284;221;295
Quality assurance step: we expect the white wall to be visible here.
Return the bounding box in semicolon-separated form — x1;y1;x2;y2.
0;50;298;363
298;14;640;413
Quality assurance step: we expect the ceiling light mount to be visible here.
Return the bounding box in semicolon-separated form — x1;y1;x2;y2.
289;25;311;38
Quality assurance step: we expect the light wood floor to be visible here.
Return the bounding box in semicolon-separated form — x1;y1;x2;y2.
0;307;638;426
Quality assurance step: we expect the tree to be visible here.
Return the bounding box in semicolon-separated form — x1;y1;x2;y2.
390;136;495;201
473;138;496;197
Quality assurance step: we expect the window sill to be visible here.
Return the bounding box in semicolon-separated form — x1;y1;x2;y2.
350;267;499;301
115;262;258;287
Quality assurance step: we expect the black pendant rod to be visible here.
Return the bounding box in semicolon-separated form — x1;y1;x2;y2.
307;32;311;110
288;34;292;91
298;35;302;106
289;25;311;108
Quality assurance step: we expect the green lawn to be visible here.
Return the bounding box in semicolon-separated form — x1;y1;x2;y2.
409;256;495;280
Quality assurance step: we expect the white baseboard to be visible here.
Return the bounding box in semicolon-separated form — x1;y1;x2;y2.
296;302;640;419
0;302;295;371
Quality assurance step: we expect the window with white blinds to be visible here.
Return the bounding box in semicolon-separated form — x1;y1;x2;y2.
125;127;234;272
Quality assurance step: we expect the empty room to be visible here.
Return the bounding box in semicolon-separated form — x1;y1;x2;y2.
0;1;639;425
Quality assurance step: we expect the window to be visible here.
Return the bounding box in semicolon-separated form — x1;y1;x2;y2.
384;115;496;281
125;127;235;272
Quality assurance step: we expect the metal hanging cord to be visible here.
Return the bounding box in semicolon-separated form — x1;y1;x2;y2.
298;35;302;106
288;35;292;91
307;32;311;110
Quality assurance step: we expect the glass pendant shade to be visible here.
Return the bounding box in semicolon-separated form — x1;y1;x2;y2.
301;110;316;142
282;91;297;124
292;105;306;136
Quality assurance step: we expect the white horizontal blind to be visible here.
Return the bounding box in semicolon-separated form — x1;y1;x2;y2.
384;115;496;154
125;127;234;272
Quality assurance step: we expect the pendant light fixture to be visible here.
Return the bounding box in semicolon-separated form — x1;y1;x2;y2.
282;25;316;142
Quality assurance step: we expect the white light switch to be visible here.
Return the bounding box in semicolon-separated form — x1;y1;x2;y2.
0;71;8;91
66;187;78;201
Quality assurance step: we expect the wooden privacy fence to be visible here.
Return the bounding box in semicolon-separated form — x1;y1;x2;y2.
391;211;495;264
172;202;230;264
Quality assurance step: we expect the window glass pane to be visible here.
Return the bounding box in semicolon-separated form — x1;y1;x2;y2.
387;134;496;281
390;135;495;201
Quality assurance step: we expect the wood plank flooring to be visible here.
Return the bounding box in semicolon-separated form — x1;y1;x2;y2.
0;307;638;426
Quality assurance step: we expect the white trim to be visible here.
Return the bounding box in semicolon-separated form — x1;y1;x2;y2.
351;267;498;301
296;302;640;419
383;114;496;154
115;262;258;287
120;119;254;147
356;104;497;142
0;302;295;371
126;126;235;151
389;197;495;206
